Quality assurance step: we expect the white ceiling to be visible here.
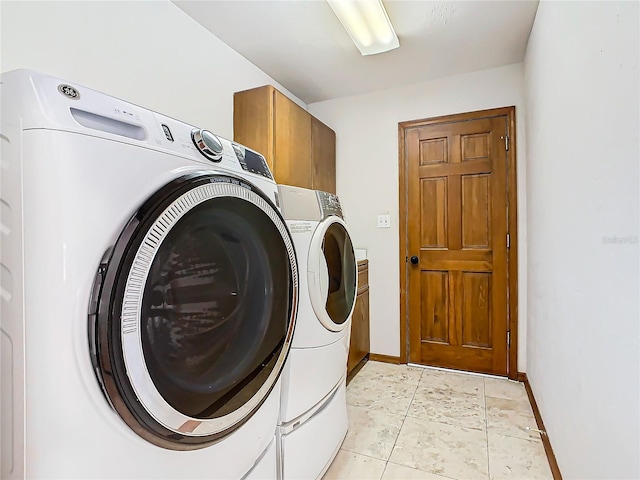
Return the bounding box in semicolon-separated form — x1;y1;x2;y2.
174;1;539;104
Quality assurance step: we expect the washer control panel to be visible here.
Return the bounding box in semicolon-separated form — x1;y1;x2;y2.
231;143;273;180
317;191;343;219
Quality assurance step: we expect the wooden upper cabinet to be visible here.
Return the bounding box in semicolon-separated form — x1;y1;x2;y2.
233;85;336;193
311;117;336;194
233;85;275;171
274;90;313;189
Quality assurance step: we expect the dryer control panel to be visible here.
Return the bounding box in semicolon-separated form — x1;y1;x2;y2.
317;191;343;219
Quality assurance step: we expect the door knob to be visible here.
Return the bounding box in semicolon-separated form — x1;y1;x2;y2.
410;256;419;265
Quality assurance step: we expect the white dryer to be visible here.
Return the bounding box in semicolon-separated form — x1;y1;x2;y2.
0;70;298;479
276;185;357;479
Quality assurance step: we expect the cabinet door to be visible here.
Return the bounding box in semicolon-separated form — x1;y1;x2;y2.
311;117;336;194
233;86;274;170
274;91;312;188
348;287;370;374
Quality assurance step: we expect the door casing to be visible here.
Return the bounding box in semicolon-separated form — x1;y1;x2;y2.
398;106;519;379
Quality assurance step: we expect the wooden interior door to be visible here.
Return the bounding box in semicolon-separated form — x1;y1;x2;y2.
403;111;512;376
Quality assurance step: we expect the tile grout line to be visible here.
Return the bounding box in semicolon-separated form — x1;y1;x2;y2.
347;365;425;479
484;377;492;480
380;458;390;480
382;368;424;477
344;364;387;480
339;446;392;463
387;366;485;480
385;460;461;480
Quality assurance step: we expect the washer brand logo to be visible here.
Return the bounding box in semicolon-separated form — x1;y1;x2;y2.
58;84;80;100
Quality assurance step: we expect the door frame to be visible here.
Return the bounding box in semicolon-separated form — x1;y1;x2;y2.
398;106;519;379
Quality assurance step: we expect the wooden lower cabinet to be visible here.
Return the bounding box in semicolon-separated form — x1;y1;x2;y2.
348;260;370;374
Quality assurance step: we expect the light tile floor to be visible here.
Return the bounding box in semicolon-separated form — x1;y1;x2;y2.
323;361;553;480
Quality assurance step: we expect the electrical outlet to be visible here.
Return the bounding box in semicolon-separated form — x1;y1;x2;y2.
377;214;391;228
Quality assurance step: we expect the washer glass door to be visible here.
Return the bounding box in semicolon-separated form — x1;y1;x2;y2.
90;175;297;450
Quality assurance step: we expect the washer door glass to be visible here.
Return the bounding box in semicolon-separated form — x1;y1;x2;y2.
90;175;297;450
321;221;356;326
141;196;286;418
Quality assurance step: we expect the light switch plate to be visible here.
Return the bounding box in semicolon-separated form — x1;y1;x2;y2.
377;214;391;228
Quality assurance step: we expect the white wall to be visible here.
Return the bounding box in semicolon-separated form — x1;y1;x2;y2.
0;1;304;139
309;64;528;368
524;1;639;478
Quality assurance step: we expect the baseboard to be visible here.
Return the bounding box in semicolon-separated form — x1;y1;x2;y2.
518;372;563;480
368;353;402;364
346;356;368;385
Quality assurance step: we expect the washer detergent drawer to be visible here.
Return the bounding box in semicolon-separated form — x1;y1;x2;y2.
281;383;347;480
280;336;348;423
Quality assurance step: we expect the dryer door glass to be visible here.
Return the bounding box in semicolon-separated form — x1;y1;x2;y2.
91;175;298;450
322;222;356;326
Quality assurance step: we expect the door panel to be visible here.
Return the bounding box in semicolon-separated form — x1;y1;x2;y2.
420;137;448;165
462;132;490;161
406;115;509;375
420;271;449;344
461;272;492;348
420;178;448;248
461;174;491;248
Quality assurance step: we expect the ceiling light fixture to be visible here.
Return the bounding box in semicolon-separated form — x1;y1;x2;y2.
327;0;399;56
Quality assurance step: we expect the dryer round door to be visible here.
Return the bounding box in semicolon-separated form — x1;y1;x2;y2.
89;174;298;450
307;216;357;332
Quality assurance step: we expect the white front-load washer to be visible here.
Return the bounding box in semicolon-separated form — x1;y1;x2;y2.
276;185;357;479
0;70;298;479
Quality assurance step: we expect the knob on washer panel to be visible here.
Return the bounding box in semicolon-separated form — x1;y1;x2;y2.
191;129;223;162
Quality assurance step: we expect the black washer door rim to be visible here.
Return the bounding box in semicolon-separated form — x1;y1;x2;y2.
120;181;298;436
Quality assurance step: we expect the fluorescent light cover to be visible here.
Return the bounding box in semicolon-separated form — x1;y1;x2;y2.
327;0;399;56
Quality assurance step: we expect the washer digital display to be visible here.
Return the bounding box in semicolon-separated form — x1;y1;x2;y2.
233;144;273;180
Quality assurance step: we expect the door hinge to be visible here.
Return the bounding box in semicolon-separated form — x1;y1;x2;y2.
506;233;510;249
507;331;511;347
505;135;510;151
